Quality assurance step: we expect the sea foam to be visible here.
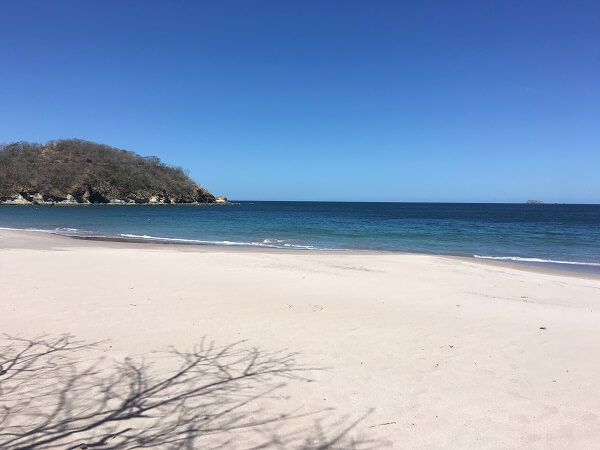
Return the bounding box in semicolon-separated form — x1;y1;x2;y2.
473;255;600;267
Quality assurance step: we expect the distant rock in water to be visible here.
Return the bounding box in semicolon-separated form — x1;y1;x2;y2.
0;139;219;205
526;200;544;204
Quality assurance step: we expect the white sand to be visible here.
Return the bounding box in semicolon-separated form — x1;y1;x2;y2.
1;229;599;449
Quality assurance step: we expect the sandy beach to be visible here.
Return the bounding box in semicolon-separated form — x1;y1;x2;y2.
1;229;599;449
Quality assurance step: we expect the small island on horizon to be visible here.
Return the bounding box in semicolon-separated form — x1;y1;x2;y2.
0;139;226;205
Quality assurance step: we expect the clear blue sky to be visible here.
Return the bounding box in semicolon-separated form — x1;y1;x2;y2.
1;1;598;203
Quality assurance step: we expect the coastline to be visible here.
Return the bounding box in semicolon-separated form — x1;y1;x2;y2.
2;228;600;447
2;227;598;279
2;202;598;275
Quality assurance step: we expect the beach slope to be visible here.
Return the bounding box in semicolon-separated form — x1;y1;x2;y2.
1;229;599;448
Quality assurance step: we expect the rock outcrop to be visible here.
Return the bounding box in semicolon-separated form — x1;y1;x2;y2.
0;139;221;205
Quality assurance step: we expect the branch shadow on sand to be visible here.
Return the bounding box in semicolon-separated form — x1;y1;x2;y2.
0;334;382;449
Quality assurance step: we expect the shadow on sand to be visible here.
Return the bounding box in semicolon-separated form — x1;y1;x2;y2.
0;334;382;449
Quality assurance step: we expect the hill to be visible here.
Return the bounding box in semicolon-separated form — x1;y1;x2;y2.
0;139;217;205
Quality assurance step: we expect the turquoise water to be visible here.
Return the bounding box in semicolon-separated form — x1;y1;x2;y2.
1;202;599;272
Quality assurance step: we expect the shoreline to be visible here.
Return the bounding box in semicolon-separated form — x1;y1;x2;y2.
0;201;236;206
2;227;598;279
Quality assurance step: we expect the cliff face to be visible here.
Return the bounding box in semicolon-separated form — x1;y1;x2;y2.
0;139;216;205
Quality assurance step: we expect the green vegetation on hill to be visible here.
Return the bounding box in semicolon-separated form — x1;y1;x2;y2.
0;139;215;204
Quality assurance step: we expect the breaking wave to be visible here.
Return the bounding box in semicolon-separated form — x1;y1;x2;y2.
118;233;325;250
473;255;600;267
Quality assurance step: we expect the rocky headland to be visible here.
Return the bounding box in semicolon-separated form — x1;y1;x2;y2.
0;139;224;205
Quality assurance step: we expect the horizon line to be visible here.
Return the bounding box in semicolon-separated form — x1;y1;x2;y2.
227;200;600;205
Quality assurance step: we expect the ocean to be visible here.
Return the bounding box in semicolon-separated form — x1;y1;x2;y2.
1;202;599;273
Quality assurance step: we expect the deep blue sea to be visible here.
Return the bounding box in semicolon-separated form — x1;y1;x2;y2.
1;202;599;273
